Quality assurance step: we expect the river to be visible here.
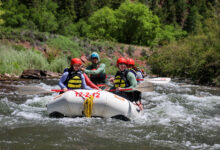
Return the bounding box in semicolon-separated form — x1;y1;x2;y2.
0;79;220;150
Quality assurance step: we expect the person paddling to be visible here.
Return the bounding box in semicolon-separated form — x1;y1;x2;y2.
59;58;92;93
81;52;106;88
127;58;137;76
110;57;142;104
63;67;100;90
127;58;144;84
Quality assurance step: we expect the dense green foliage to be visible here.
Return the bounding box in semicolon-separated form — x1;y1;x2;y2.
46;35;83;59
0;1;4;25
0;0;219;85
75;1;187;46
148;16;220;85
0;37;120;75
0;0;187;46
1;0;216;40
88;7;117;41
115;2;160;46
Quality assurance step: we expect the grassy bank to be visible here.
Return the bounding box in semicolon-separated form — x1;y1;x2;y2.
1;27;219;86
0;28;149;76
0;42;69;75
0;34;125;76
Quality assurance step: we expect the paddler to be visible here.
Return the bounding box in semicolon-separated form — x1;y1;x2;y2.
109;57;142;104
59;58;93;93
81;52;106;88
127;58;144;84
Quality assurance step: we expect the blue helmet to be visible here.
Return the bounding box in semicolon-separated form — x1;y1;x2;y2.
90;52;100;62
91;53;99;59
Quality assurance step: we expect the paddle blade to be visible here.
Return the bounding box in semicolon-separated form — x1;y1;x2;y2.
135;81;154;92
18;86;53;95
146;77;171;84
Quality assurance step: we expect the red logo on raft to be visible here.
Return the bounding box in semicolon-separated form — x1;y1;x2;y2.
75;92;100;98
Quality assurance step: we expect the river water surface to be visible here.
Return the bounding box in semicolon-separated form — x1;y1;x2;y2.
0;79;220;150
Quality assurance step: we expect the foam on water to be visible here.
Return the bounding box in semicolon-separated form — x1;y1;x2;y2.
1;80;220;150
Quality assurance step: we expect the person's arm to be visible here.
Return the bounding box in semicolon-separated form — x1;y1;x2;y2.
136;71;144;83
83;73;99;90
85;63;105;75
136;71;142;79
81;74;93;90
59;72;68;89
120;72;137;92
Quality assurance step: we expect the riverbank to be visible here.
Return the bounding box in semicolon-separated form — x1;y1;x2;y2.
0;69;61;81
0;28;219;87
0;34;150;75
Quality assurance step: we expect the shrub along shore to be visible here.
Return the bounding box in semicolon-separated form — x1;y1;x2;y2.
0;30;219;87
0;1;219;86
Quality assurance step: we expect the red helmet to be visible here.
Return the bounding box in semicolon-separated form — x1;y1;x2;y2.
71;58;82;65
117;57;127;66
127;58;135;66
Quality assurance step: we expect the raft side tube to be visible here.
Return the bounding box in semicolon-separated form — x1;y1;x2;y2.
47;90;142;119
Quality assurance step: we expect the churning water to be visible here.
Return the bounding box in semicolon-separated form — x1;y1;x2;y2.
0;79;220;150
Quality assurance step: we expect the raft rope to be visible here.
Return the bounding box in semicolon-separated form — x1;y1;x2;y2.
83;95;94;117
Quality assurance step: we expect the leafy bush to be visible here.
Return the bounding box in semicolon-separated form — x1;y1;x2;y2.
12;45;26;51
115;1;161;46
1;0;29;28
148;31;220;85
0;0;4;25
0;42;72;74
101;56;117;75
48;56;69;73
30;0;58;32
158;25;187;45
127;46;135;56
88;7;117;41
46;35;84;58
86;1;186;46
0;44;48;74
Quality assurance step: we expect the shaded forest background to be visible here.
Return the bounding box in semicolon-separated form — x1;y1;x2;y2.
0;0;219;86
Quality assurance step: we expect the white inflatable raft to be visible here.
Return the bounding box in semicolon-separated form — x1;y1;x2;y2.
47;90;143;120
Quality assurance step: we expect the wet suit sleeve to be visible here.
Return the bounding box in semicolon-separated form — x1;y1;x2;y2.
81;74;93;90
122;72;137;92
85;63;105;75
59;72;69;89
83;73;99;90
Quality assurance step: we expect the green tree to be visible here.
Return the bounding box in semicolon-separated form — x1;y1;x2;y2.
158;25;187;45
2;0;29;27
0;0;4;25
74;0;99;21
30;0;58;32
71;19;90;37
73;0;124;21
88;6;117;40
55;0;76;35
148;13;220;85
175;0;187;27
184;6;202;33
115;1;161;46
163;0;177;24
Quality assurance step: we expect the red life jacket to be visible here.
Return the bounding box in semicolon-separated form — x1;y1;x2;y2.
89;64;107;84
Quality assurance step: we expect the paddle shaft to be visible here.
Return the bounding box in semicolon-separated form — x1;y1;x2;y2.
52;88;133;93
51;89;86;100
